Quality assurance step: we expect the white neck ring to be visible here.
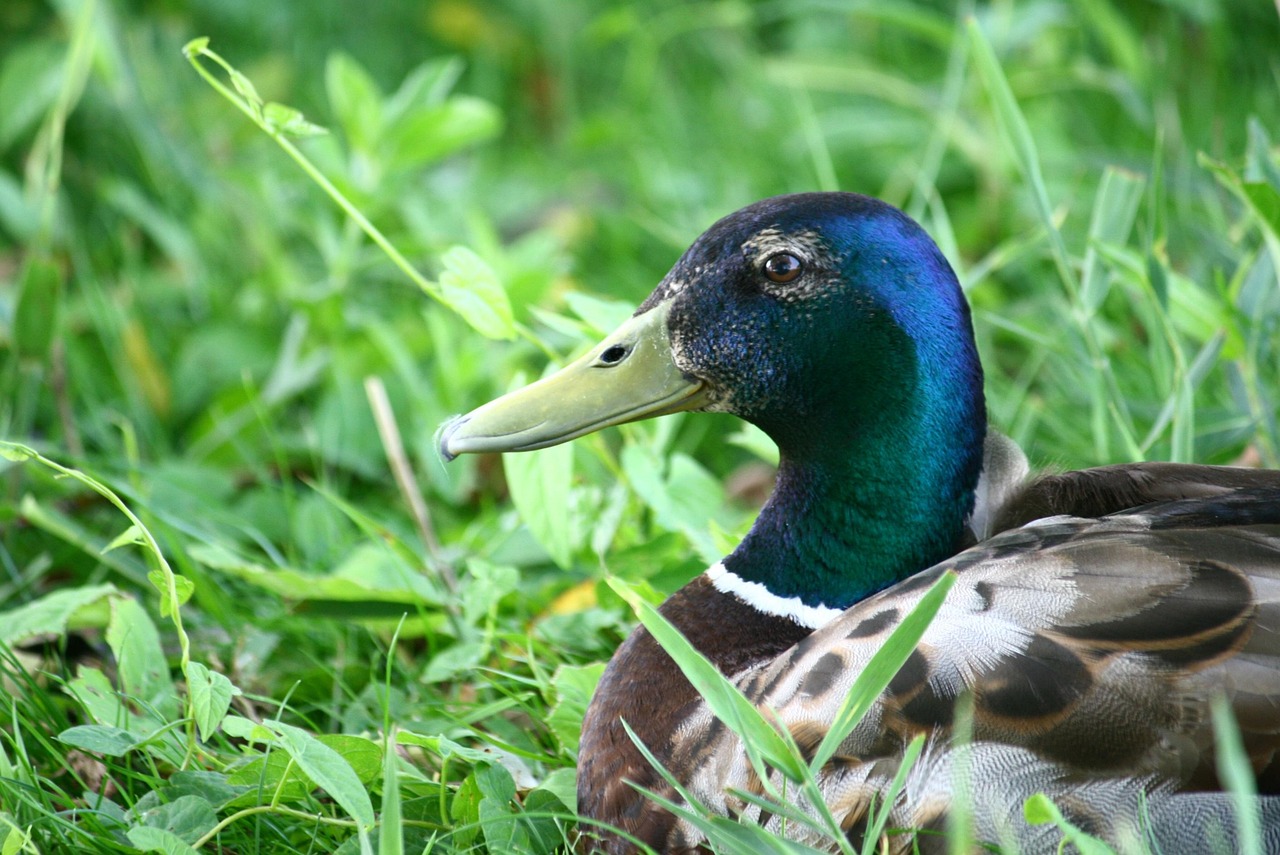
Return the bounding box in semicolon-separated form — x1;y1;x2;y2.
705;562;844;630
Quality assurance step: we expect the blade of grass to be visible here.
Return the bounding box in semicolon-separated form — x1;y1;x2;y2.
969;16;1145;462
1212;696;1261;855
1081;167;1147;315
811;571;955;773
947;695;974;855
860;734;926;855
607;577;805;784
966;17;1077;298
620;720;828;855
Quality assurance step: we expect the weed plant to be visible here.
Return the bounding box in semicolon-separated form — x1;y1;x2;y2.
1;1;1278;853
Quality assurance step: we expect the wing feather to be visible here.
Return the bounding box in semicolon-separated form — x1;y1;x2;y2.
671;486;1280;851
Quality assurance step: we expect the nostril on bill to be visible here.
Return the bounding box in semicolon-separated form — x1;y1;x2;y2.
600;344;629;365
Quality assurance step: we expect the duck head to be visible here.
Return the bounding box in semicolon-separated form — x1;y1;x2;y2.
441;192;986;615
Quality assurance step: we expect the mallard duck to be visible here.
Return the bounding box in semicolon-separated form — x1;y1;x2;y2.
439;193;1280;853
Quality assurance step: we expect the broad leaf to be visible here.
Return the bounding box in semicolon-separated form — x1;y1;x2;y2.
58;725;138;757
186;662;241;742
265;721;376;829
0;584;117;645
503;440;574;568
107;596;177;719
437;246;516;340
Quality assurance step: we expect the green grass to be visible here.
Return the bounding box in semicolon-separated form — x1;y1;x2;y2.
1;0;1279;852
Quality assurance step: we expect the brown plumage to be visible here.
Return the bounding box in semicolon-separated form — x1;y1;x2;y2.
631;478;1280;853
575;576;810;849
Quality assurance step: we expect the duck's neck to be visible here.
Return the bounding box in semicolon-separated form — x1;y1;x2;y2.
721;396;985;622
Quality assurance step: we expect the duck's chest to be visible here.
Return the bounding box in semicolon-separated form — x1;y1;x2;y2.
575;575;812;852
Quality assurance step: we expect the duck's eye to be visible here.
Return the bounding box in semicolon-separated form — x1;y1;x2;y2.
763;252;803;284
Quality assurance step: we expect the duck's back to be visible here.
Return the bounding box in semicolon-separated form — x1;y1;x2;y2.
663;468;1280;852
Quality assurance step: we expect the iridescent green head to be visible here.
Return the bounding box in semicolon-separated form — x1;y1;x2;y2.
442;193;985;614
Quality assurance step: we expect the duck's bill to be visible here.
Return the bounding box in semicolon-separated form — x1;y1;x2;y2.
439;301;709;460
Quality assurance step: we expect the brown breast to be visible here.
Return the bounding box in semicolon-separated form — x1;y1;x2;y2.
575;575;811;853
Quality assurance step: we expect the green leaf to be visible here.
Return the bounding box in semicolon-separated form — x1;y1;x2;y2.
226;733;380;814
325;52;384;151
132;794;217;844
189;542;441;605
811;572;954;772
263;102;328;138
1242;182;1280;239
322;735;384;785
563;292;635;335
220;715;267;741
531;766;578;814
522;785;569;852
473;763;530;852
163;770;247;809
107;596;178;719
186;662;241;742
227;67;262;109
225;753;311;804
68;667;138;730
450;770;483;847
460;559;519;626
1080;166;1146;314
1213;697;1262;855
621;445;725;564
63;668;182;768
548;663;605;753
378;733;403;855
58;725;138;757
503;439;574;568
1021;793;1114;855
383;97;502;168
13;255;63;362
0;584;117;645
1023;793;1054;825
265;721;376;829
103;524;146;554
423;640;486;684
2;825;32;855
727;423;779;465
437;245;516;340
148;569;195;617
475;762;515;803
126;826;200;855
396;731;496;765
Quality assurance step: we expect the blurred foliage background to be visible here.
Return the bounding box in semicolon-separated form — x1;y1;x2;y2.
1;0;1278;852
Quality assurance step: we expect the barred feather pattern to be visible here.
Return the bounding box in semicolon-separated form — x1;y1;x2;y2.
650;481;1280;853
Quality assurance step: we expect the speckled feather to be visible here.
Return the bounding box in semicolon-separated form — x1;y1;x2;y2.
632;487;1280;853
